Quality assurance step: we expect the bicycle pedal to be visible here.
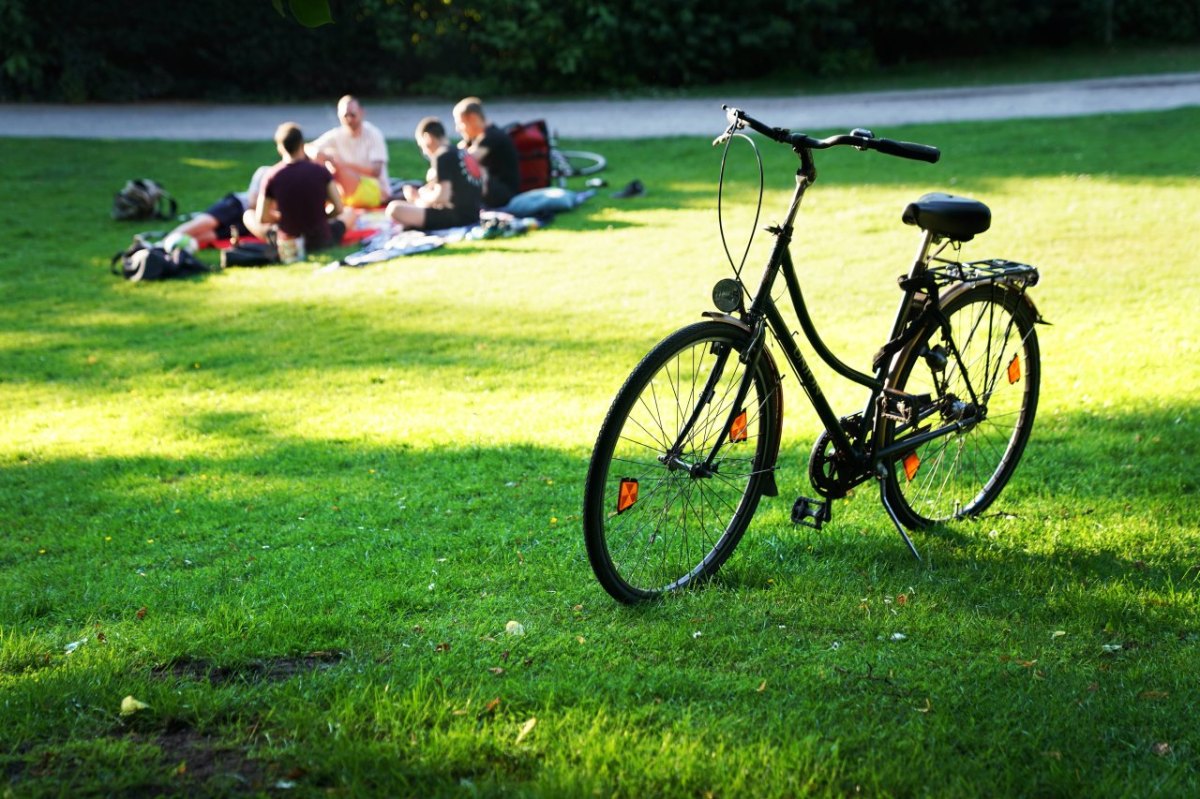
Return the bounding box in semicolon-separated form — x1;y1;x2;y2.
791;496;831;530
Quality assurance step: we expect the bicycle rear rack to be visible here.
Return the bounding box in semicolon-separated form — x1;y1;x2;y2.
928;258;1039;289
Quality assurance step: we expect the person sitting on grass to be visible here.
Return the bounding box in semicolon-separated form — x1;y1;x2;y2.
243;122;344;252
307;95;391;209
453;96;520;209
163;165;271;249
385;117;483;232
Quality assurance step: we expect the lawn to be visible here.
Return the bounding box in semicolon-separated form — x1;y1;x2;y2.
1;107;1198;797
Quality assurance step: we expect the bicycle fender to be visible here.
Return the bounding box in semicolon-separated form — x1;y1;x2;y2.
701;312;784;497
937;280;1048;325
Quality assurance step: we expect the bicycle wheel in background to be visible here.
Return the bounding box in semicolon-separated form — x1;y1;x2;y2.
583;322;781;603
551;149;606;183
882;285;1040;527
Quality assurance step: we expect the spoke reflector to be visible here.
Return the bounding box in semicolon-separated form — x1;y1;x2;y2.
617;478;639;514
902;452;921;481
1007;353;1021;384
729;409;749;443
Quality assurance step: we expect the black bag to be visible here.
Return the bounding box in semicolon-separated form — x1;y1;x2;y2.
111;236;210;281
220;242;278;268
111;179;178;221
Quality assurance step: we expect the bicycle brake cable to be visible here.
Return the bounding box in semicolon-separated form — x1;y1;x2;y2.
717;131;765;294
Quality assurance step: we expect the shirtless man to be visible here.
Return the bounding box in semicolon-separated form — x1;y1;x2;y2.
308;95;391;208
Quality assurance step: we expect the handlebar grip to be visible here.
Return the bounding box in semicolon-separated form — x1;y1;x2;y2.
873;137;941;163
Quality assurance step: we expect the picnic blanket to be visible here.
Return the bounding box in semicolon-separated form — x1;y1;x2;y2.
330;188;597;270
327;212;541;271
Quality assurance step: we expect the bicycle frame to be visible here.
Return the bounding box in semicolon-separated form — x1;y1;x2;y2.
695;164;968;490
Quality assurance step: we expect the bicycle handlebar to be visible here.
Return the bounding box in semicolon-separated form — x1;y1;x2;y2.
721;105;941;164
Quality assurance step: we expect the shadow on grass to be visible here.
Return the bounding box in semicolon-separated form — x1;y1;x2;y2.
2;403;1195;627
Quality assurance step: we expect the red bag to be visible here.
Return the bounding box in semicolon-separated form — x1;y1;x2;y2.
503;119;552;193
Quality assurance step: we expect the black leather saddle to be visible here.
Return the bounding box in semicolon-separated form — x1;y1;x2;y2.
902;193;991;241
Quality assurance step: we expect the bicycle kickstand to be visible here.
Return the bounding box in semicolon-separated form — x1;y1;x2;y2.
877;467;922;560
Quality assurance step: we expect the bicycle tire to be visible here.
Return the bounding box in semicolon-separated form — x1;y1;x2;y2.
583;321;781;603
881;284;1040;527
551;149;607;180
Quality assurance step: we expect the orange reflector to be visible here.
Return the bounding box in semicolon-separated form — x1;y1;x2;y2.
902;452;921;481
1007;353;1021;384
729;409;749;443
617;478;639;514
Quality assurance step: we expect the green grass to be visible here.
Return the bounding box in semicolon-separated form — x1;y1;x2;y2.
2;107;1199;797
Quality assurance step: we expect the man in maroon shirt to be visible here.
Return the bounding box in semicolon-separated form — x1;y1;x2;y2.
243;122;344;252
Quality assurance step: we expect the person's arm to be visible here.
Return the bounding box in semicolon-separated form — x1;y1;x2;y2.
255;188;279;225
325;179;343;219
416;180;451;208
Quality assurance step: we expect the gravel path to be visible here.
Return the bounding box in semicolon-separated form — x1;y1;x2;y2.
1;72;1197;141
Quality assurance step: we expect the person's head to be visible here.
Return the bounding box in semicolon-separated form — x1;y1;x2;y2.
415;116;448;158
337;95;364;134
274;122;306;158
452;97;487;140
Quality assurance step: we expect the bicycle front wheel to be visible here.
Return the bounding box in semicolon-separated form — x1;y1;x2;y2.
583;322;781;603
882;284;1040;527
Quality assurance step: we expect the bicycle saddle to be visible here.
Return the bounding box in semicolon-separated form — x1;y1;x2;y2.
902;193;991;241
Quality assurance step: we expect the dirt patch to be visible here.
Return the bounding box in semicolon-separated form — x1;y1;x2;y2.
151;650;345;685
139;725;268;791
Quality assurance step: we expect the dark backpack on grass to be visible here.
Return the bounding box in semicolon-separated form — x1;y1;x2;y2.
111;236;210;281
111;179;178;221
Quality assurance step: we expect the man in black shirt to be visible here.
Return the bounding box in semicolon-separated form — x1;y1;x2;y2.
453;97;521;209
386;117;483;231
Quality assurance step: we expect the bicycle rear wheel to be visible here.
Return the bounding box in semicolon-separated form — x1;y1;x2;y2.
882;284;1040;527
583;322;781;603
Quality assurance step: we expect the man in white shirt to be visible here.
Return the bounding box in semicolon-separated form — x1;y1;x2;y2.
307;95;391;208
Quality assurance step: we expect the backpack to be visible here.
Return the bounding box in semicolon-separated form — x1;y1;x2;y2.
111;179;178;221
111;236;210;281
503;120;552;193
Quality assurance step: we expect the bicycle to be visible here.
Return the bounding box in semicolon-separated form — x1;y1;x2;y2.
582;106;1045;604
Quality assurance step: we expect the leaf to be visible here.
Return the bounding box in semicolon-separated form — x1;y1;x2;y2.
120;695;150;716
1152;742;1172;757
488;667;505;676
287;0;333;27
756;680;767;693
434;642;451;653
515;716;537;745
483;697;501;715
135;606;147;620
1139;690;1169;700
504;620;525;636
1051;630;1066;639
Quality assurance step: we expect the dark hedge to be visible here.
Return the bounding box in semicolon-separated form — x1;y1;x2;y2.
2;0;1197;101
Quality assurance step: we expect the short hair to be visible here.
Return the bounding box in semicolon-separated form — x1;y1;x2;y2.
453;96;485;120
275;122;305;155
338;94;360;111
416;116;446;140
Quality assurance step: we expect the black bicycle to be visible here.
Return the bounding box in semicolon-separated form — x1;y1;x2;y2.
582;106;1045;604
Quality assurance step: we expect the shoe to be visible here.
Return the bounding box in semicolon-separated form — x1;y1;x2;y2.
611;179;645;199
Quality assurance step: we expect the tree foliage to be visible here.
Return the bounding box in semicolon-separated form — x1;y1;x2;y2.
2;0;1197;102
